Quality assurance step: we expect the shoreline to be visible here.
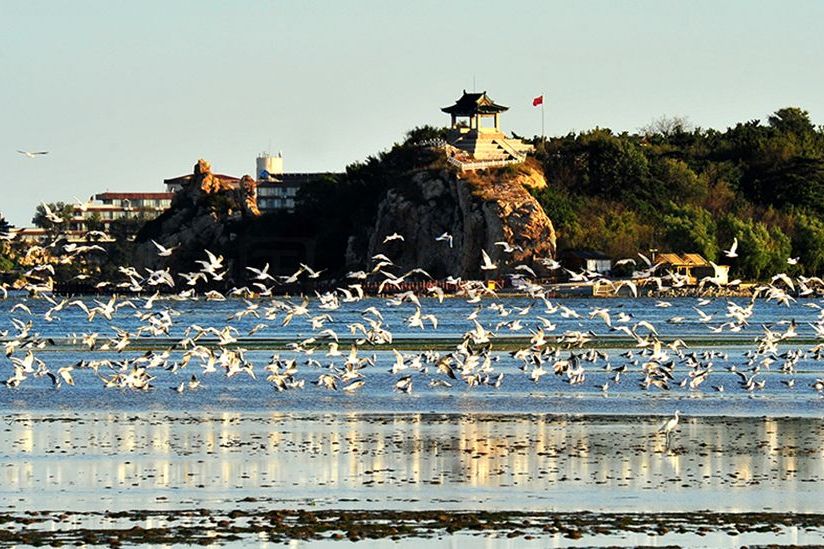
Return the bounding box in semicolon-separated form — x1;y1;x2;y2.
0;508;821;546
4;408;824;420
44;279;769;299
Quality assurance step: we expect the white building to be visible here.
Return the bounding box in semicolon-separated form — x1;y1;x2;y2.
69;192;173;232
254;153;337;213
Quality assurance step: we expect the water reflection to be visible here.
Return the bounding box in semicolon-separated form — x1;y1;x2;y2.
0;412;821;513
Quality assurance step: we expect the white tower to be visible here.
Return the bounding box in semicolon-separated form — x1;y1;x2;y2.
256;152;284;180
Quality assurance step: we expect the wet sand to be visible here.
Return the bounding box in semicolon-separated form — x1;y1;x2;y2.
1;412;822;546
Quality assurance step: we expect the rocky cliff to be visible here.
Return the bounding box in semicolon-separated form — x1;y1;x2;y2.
131;151;557;285
348;161;556;279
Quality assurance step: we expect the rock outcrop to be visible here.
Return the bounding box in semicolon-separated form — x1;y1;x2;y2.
133;159;258;274
350;162;556;279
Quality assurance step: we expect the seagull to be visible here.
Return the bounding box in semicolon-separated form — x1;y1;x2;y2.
17;150;49;158
480;249;497;271
638;253;653;267
395;375;413;394
614;258;636;267
383;233;404;244
723;237;738;258
514;264;537;278
246;263;275;281
435;232;453;248
41;202;64;224
299;263;325;279
538;257;562;270
494;241;518;254
195;249;224;275
151;240;179;257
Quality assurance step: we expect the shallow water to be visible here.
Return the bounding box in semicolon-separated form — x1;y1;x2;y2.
1;293;824;416
4;346;824;417
2;412;822;514
1;293;823;546
3;292;824;341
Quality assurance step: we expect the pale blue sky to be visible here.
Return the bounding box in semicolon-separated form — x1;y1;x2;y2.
3;1;823;225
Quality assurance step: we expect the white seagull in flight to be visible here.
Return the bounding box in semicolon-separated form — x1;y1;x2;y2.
17;150;49;158
435;232;453;248
723;237;738;258
480;249;498;271
383;233;404;244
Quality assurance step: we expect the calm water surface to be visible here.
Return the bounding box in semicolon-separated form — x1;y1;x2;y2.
0;294;822;547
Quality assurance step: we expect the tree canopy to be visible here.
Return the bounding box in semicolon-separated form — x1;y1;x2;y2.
531;107;824;279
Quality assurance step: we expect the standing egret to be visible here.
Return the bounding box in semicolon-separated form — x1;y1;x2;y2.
658;410;681;449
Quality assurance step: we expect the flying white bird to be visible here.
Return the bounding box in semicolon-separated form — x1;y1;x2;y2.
383;233;404;244
494;241;518;254
40;203;64;224
299;263;325;279
435;232;453;248
246;263;275;281
17;150;49;158
514;264;537;277
480;250;497;271
152;240;179;257
723;237;738;258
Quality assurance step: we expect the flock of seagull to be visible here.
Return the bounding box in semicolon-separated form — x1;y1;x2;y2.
2;228;824;429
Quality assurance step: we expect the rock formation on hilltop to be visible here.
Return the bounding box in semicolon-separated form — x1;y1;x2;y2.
134;159;259;274
348;161;556;279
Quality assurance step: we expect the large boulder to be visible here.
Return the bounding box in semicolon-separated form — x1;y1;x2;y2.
353;163;556;279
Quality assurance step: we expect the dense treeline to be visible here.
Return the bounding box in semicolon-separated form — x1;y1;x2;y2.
530;107;824;279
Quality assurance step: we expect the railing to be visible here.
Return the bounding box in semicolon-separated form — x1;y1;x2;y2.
446;156;525;171
414;138;448;148
494;139;528;163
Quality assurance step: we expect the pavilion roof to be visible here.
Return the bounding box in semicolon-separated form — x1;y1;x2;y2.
442;91;508;116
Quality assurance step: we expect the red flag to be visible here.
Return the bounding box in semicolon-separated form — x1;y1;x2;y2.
532;95;543;107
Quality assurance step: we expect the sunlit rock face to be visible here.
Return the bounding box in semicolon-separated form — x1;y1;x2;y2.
357;163;556;279
133;159;258;273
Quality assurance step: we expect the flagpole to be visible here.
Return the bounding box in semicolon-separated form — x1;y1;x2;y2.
541;92;545;143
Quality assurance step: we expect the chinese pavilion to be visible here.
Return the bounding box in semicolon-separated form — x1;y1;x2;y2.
441;90;533;168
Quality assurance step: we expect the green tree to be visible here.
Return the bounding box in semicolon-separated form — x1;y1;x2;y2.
791;212;824;274
661;203;718;261
649;158;708;205
403;125;448;145
718;215;791;279
768;107;815;136
0;215;11;237
577;130;651;201
85;212;105;234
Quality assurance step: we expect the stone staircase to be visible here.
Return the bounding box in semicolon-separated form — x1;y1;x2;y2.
450;134;518;162
444;133;531;171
